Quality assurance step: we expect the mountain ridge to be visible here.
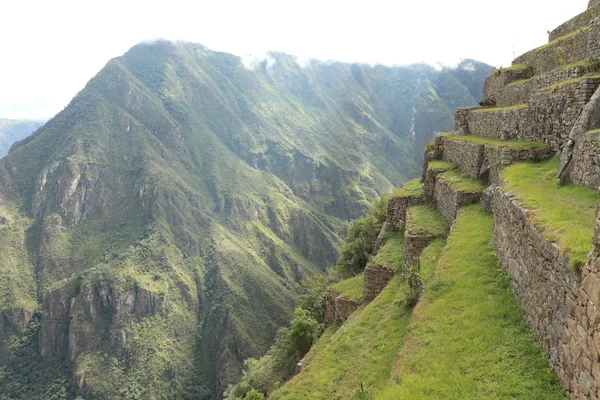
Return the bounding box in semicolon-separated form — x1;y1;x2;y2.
0;41;492;399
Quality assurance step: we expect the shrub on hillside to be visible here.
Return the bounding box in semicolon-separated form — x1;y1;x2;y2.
296;275;331;324
336;195;388;278
224;308;320;399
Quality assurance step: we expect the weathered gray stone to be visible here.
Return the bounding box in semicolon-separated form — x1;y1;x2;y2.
363;262;394;301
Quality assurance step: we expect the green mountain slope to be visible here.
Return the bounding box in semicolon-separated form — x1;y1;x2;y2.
271;206;564;400
0;41;491;400
0;119;44;157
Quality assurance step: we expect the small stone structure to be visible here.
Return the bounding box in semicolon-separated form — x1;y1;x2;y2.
363;262;394;301
433;178;482;224
386;193;423;229
324;289;360;326
441;137;553;185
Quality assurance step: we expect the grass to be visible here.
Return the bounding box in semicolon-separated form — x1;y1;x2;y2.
428;160;455;170
446;134;549;150
501;64;530;71
375;205;566;400
271;238;446;400
501;157;598;269
536;72;600;92
331;274;364;302
471;103;528;112
437;169;487;192
373;231;404;272
405;205;448;237
392;178;423;197
535;25;590;52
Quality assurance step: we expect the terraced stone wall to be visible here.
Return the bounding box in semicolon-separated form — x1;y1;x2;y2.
491;188;600;398
567;131;600;190
551;3;600;41
324;289;359;326
433;179;481;224
455;107;531;141
513;29;592;76
442;140;484;180
531;79;600;149
386;194;423;229
363;263;394;301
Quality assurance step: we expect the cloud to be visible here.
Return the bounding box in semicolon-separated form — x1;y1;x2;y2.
241;53;277;71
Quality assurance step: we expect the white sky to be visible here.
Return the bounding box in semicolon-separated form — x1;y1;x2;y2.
0;0;589;120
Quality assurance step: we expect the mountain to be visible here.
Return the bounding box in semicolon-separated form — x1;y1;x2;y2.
0;119;44;157
0;41;492;400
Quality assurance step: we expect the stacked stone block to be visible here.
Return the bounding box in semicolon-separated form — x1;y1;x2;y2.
386;193;424;229
363;262;395;301
433;178;483;224
324;289;360;326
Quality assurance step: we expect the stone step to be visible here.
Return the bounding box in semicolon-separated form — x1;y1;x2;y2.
455;104;531;142
437;134;552;185
423;159;456;201
403;205;448;270
386;178;424;230
433;169;486;224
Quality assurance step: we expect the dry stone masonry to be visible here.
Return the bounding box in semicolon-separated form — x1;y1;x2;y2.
324;6;600;397
363;262;395;301
324;289;360;326
419;3;600;398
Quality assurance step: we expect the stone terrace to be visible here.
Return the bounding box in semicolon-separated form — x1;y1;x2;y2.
420;3;600;397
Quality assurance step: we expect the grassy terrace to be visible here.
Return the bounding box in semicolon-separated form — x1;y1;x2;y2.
446;134;549;150
437;169;487;192
375;205;566;400
406;205;448;237
331;273;364;302
373;231;404;272
501;63;530;71
428;160;455;170
271;238;445;400
535;25;590;52
537;72;600;92
471;103;528;112
502;157;598;269
392;178;424;197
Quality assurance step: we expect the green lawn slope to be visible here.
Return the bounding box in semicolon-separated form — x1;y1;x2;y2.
376;205;565;399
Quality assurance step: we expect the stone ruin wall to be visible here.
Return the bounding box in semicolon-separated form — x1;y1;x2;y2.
363;263;394;301
551;3;600;41
568;132;600;190
386;193;423;230
433;178;481;225
491;188;600;399
324;289;360;326
442;139;483;179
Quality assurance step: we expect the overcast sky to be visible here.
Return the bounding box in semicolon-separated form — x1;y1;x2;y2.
0;0;589;120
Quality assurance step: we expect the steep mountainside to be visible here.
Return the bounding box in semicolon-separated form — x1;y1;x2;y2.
257;2;600;399
0;41;491;400
0;119;44;157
